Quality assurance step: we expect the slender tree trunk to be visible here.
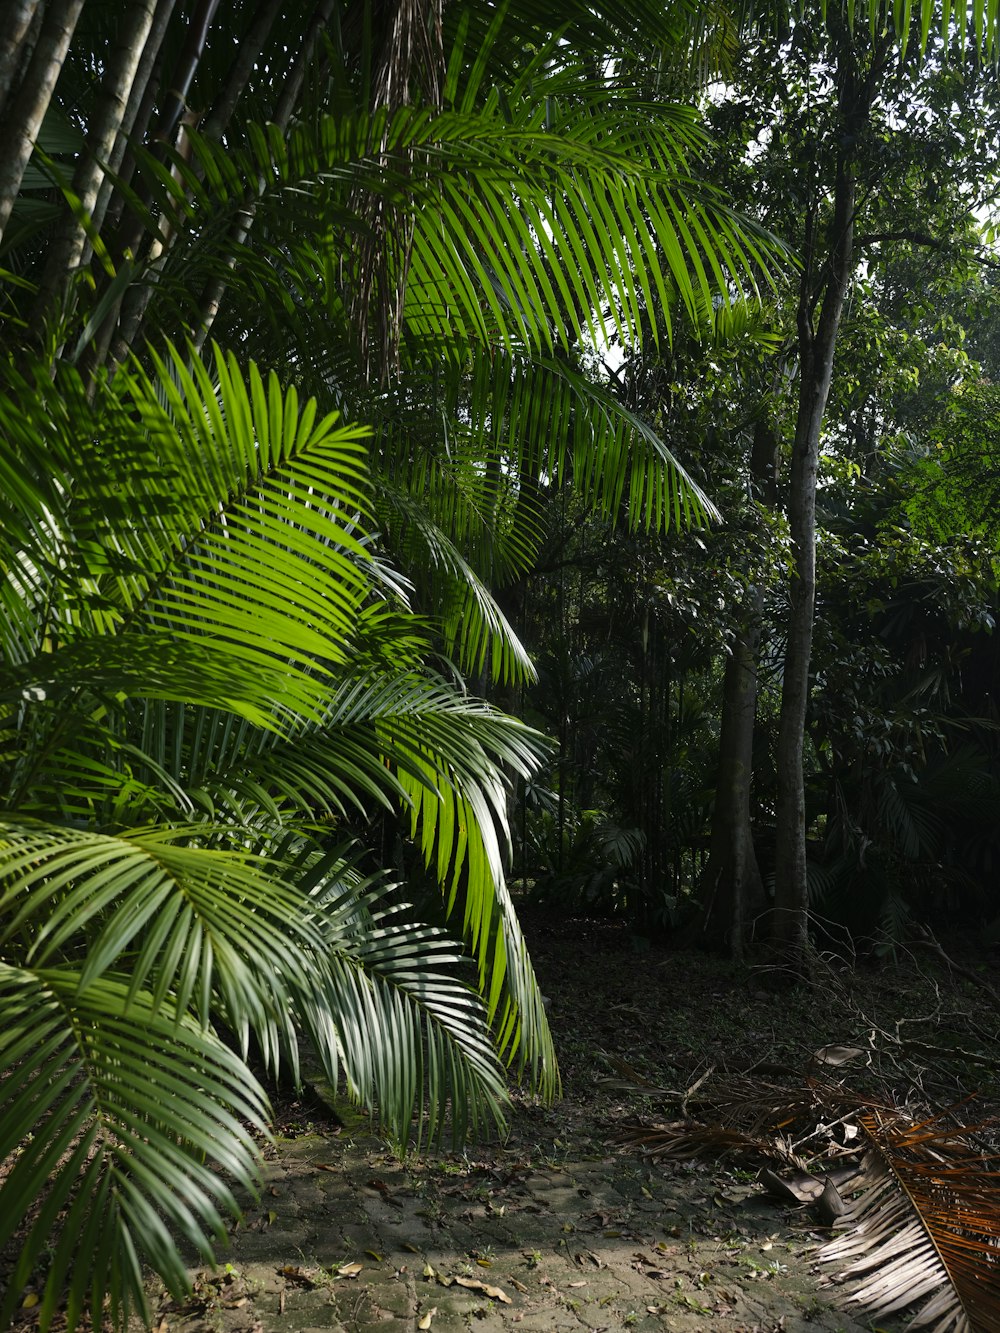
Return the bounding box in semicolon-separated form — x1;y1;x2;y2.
91;0;177;239
698;415;779;956
32;0;161;328
96;0;177;239
192;0;337;351
89;0;224;372
201;0;283;142
0;0;41;119
701;611;765;955
0;0;86;246
772;31;885;966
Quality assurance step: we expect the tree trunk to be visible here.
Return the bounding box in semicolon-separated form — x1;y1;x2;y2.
0;0;41;119
702;607;765;955
91;0;177;240
95;0;177;240
32;0;161;328
698;414;778;956
192;0;338;352
0;0;86;246
201;0;283;142
772;30;885;967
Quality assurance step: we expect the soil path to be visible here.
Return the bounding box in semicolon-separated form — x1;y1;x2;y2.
152;1114;868;1333
151;914;913;1333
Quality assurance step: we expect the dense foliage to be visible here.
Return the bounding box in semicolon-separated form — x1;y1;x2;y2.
3;0;1000;1329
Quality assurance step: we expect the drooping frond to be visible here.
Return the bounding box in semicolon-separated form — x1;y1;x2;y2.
819;1109;1000;1332
146;95;774;364
0;821;325;1066
375;479;538;687
0;344;376;731
0;965;268;1333
293;851;512;1148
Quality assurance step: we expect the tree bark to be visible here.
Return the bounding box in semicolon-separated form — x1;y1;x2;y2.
91;0;178;239
200;0;283;142
32;0;161;328
93;0;224;372
0;0;86;246
191;0;337;352
0;0;42;120
701;615;765;956
772;30;885;966
699;415;778;956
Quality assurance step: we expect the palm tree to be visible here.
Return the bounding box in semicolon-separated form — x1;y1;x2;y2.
0;341;556;1330
0;4;771;1324
5;0;990;1326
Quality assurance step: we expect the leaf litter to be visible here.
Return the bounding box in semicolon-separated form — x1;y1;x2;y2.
57;911;1000;1333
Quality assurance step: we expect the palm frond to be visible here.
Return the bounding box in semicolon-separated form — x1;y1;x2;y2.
148;96;774;361
375;479;537;686
0;820;325;1071
0;965;268;1333
171;674;558;1093
461;351;720;531
819;1109;1000;1333
0;344;377;727
293;853;512;1148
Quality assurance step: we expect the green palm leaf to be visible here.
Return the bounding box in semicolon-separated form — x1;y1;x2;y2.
104;673;557;1092
147;94;773;363
293;853;512;1148
0;820;325;1064
0;966;268;1333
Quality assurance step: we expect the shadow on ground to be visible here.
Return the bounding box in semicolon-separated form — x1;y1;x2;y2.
151;913;901;1333
153;1116;871;1333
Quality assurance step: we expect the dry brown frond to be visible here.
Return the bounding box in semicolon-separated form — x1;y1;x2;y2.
819;1109;1000;1333
614;1116;812;1171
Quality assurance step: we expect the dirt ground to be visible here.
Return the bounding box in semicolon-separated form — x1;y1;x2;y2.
146;912;1000;1333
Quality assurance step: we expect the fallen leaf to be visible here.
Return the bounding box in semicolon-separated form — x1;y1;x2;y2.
418;1308;437;1329
365;1250;383;1261
313;1162;338;1172
279;1266;319;1287
568;1280;587;1288
336;1262;363;1278
510;1278;529;1294
812;1044;865;1067
759;1167;825;1205
266;1210;277;1225
815;1177;847;1226
452;1277;512;1304
422;1263;436;1279
21;1295;39;1310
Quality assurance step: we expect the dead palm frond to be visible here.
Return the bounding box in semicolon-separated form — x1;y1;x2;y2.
819;1108;1000;1333
615;1116;813;1173
614;1064;1000;1332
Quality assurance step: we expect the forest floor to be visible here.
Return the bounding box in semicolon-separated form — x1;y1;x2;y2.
144;909;1000;1333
